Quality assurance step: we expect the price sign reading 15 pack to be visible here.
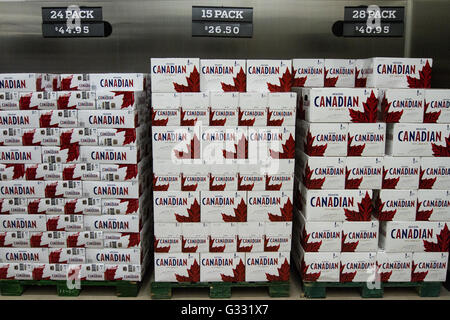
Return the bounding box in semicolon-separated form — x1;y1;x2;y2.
192;6;253;38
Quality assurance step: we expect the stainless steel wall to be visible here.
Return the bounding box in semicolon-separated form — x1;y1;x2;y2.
0;0;448;86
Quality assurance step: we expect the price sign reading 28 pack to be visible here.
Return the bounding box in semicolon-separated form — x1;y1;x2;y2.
192;6;253;38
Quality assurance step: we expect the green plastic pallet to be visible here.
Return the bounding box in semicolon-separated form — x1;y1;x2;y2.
151;281;290;299
302;281;442;299
0;279;141;297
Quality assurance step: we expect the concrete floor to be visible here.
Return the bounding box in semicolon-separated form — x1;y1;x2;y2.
0;270;449;300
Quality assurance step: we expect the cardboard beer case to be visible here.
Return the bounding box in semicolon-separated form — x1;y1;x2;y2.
41;146;80;163
248;126;295;162
378;88;424;123
323;59;356;88
150;58;200;93
60;74;90;91
297;121;348;156
0;231;30;247
386;123;450;157
26;198;65;215
103;264;142;281
208;222;237;253
179;162;209;192
59;128;98;146
97;127;148;146
151;126;200;161
180;92;209;127
236;222;264;252
65;231;104;248
20;128;60;146
420;157;450;189
417;190;450;221
423;89;450;123
200;252;246;282
292;59;325;87
90;73;145;92
46;214;83;232
56;91;96;110
200;191;246;223
347;123;386;156
247;191;293;222
238;92;267;126
37;73;60;92
39;110;78;128
0;181;46;198
0;128;23;146
85;248;141;265
264;222;292;252
342;220;379;252
267;92;296;126
0;74;38;92
201;126;247;162
62;163;100;181
294;245;340;282
207;161;237;191
340;252;377;282
382;156;420;189
80;146;139;164
64;198;102;215
376;251;412;282
83;181;140;199
365;58;433;88
0;110;40;128
181;222;209;253
0;248;49;263
25;163;63;180
78;109;138;128
200;59;246;92
103;231;144;249
83;215;140;233
345;157;383;189
246;60;292;93
412;252;449;282
297;151;346;189
0;91;19;110
260;159;295;191
151;92;180;126
374;189;417;221
153;191;200;223
0;198;28;214
28;231;67;248
0;164;26;180
0;146;42;164
154;252;199;282
237;162;265;191
18;92;57;110
245;251;290;282
152;160;181;191
154;223;182;253
209;92;239;126
42;181;83;198
302;88;379;123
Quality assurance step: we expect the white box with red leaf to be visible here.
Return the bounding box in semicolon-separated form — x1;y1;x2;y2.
153;191;200;223
292;59;324;87
154;223;182;253
46;215;83;232
236;222;264;253
200;252;246;282
238;92;267;126
200;59;246;93
0;74;38;92
154;252;200;282
339;252;376;283
208;222;237;253
200;191;246;223
0;214;47;232
209;92;239;126
378;88;424;123
373;189;417;221
382;156;420;190
323;59;356;88
411;252;449;282
347;123;385;156
246;60;292;93
376;251;412;282
297;152;345;190
247;191;293;222
297;121;348;157
18;92;57;110
151;92;180;126
151;126;200;161
248;126;295;162
60;74;90;91
267;92;296;127
423;89;450;123
245;251;290;282
180;92;209;127
264;222;292;252
0;91;19;110
62;163;100;181
180;222;209;253
0;231;30;247
0;248;49;263
83;215;140;233
345;157;383;190
39;110;78;128
90;73;145;92
0;110;40;128
0;198;28;214
150;58;200;93
419;157;450;189
201;126;247;163
293;245;340;282
56;91;96;110
417;190;450;221
29;231;66;248
0;146;42;164
25;163;62;180
342;220;379;252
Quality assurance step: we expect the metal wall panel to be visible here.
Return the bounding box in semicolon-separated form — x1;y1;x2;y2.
0;0;447;86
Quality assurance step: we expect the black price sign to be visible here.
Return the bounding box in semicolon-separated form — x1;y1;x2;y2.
344;6;404;22
192;6;253;38
42;22;105;38
343;22;404;37
42;7;102;22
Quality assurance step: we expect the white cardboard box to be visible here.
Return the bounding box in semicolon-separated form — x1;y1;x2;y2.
208;222;237;253
294;245;340;282
200;252;246;282
420;157;450;190
298;121;348;156
154;252;199;282
267;92;296;126
151;58;200;93
376;251;412;282
412;252;448;282
382;156;420;189
342;220;379;252
379;88;424;123
297;152;345;189
153;191;200;223
247;191;293;222
374;189;417;221
0;110;40;127
246;60;292;93
0;146;41;164
209;92;239;126
423;89;450;123
238;92;267;126
201;191;246;222
345;157;383;189
292;59;325;87
347;123;386;156
89;73;145;91
151;92;180;126
323;59;356;88
200;59;246;92
245;251;290;282
417;190;450;221
340;252;376;282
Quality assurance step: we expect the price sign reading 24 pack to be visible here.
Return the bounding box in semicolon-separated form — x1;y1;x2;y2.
192;6;253;38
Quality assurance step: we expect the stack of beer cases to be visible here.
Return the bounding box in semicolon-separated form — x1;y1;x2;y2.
292;58;382;283
151;58;295;283
374;58;449;283
0;73;152;282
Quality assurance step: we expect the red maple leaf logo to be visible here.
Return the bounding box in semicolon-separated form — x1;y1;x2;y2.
267;110;284;126
46;216;63;231
19;94;33;110
292;69;307;87
382;168;400;189
25;165;42;180
209;110;227;126
303;162;325;189
181;236;198;253
61;76;77;90
268;198;293;221
423;224;450;252
419;168;437;189
345;167;363;189
301;227;322;252
32;266;50;280
416;201;433;221
220;259;245;282
59;129;74;149
116;128;137;145
223;135;248;159
151;108;169;126
121;199;139;215
154;236;171;253
354;68;367;88
423;102;441;123
22;130;40;146
341;233;359;252
48;249;63;263
112;91;135;109
431;134;450;157
221;67;246;92
104;266;118;281
266;258;290;281
374;196;397;221
347;133;365;156
0;234;9;247
375;262;393;282
340;263;357;282
27;200;41;215
6;164;25;180
264;236;281;252
64;143;80;163
381;94;403;123
118;164;138;180
62;166;79;180
180;107;197;126
0;265;14;280
174;134;200;159
324;68;338;87
237;173;254;191
267;67;293;92
181;174;198;191
407;60;432;88
209;175;226;191
265;174;282;191
39;112;58;128
153;175;169;191
301;258;321;281
209;237;226;253
175;259;200;282
29;233;44;247
236;236;253;252
269;134;295;159
344;191;373;221
173;66;200;92
349;91;379;123
57;94;72;109
175;199;200;222
64;200;82;215
222;198;247;222
238;107;256;126
304;131;327;156
66;233;81;247
411;261;428;282
45;182;62;198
